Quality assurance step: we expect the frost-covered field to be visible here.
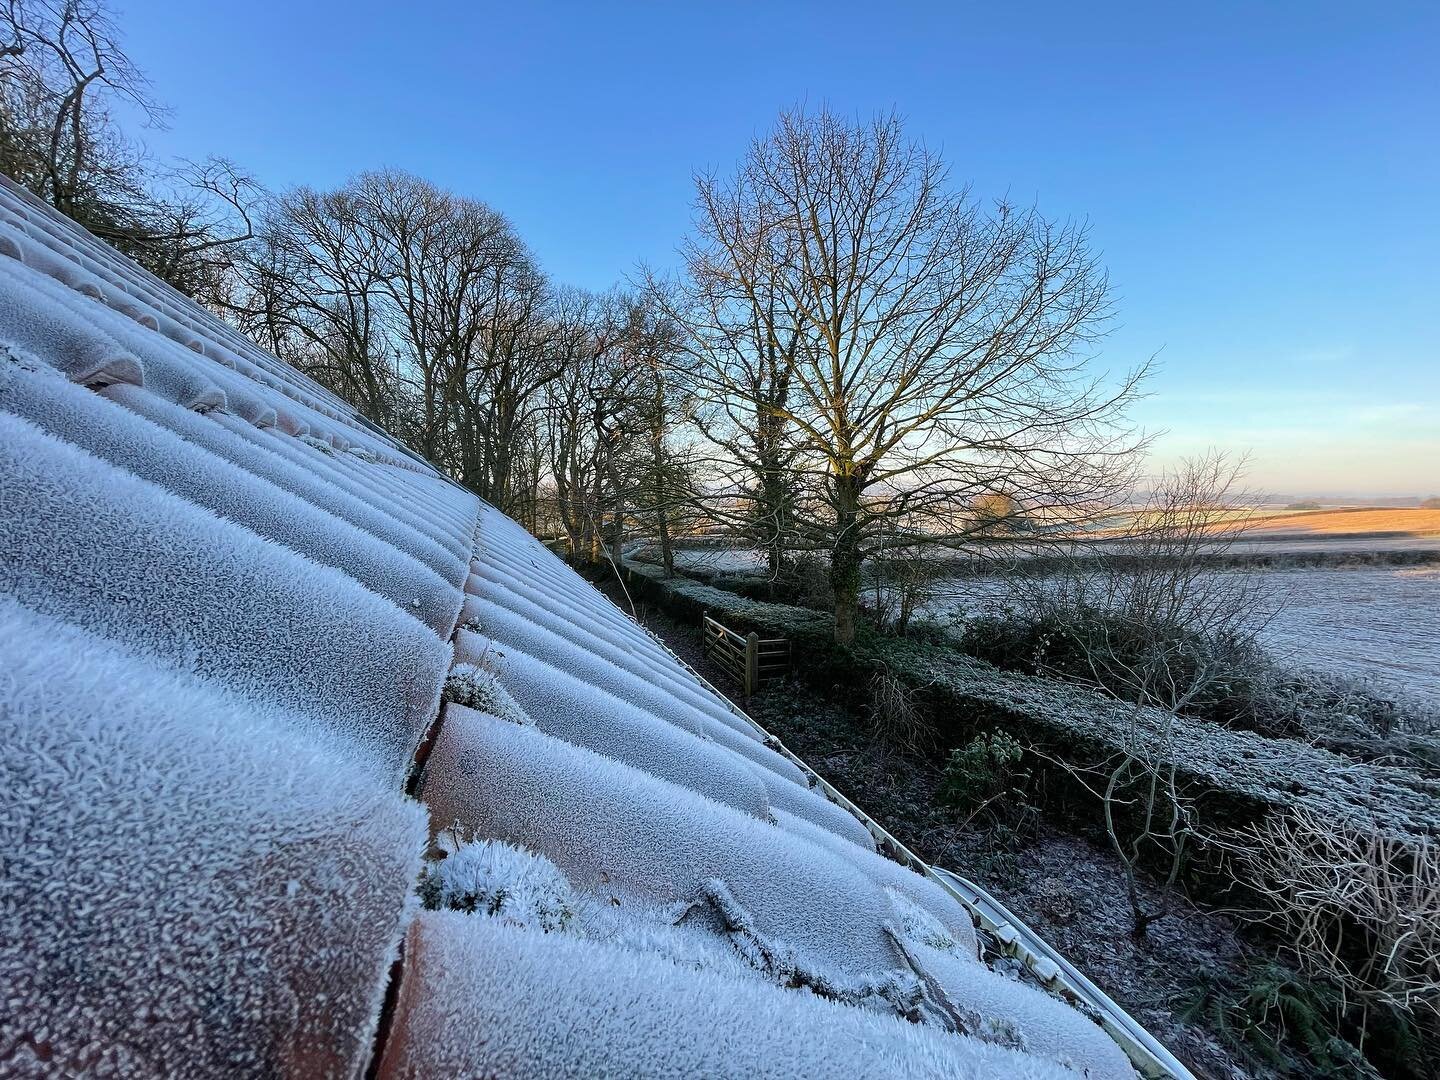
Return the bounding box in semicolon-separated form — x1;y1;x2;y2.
1258;565;1440;703
666;543;1440;703
671;546;768;573
923;565;1440;706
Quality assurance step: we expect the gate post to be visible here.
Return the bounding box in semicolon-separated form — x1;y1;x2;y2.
745;631;759;698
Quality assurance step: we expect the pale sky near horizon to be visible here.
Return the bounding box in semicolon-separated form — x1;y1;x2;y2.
115;1;1437;498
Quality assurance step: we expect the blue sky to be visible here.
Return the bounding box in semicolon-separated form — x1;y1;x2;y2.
118;2;1437;497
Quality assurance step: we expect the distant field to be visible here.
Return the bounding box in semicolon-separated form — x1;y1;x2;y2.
1237;507;1440;538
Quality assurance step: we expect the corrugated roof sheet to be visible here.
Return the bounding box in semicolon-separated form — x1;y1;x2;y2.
0;176;1136;1078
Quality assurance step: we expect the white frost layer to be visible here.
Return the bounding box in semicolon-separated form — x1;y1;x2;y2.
0;358;460;635
0;410;449;784
457;604;805;788
475;538;766;728
248;424;471;561
774;808;976;955
754;766;878;849
465;634;773;819
469;557;654;651
102;383;467;587
897;936;1136;1079
0;259;141;386
470;564;763;744
378;912;1082;1080
420;707;904;981
469;542;652;638
465;576;762;742
0;598;426;1078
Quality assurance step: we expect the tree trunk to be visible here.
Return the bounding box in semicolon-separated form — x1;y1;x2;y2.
609;504;625;568
830;473;863;645
657;509;674;577
759;468;788;583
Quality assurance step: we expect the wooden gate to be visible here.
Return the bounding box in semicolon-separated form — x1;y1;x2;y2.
701;611;791;697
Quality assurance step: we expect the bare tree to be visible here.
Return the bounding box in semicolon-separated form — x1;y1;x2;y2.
228;170;563;514
1025;453;1273;936
0;1;258;295
652;238;805;583
230;183;396;425
615;295;700;575
0;0;159;216
677;106;1146;643
543;287;629;559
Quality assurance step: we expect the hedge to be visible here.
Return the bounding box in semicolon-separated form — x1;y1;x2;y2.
613;560;1440;843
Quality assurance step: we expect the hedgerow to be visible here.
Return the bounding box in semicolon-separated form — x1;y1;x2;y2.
615;560;1440;844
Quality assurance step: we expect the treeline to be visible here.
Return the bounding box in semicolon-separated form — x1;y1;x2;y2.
1;1;1147;644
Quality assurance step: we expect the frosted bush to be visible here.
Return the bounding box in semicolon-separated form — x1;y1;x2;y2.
420;838;575;932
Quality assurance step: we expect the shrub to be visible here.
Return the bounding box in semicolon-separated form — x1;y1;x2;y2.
1226;811;1440;1025
938;730;1032;828
1180;960;1386;1077
866;670;933;754
957;607;1440;768
609;558;1440;850
442;663;531;725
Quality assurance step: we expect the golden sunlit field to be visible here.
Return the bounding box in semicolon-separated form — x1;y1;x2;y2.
1240;507;1440;537
1090;506;1440;539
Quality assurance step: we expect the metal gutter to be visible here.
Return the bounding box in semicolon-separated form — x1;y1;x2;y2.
592;568;1195;1080
929;867;1198;1080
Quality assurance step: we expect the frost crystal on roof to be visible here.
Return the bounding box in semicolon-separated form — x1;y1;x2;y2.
378;912;1087;1080
0;598;426;1078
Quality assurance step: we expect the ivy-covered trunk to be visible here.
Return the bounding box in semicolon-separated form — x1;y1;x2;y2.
829;472;863;645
